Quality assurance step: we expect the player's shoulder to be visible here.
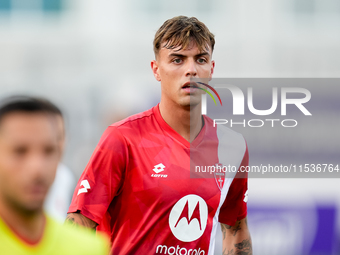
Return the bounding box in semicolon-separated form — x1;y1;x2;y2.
48;217;109;255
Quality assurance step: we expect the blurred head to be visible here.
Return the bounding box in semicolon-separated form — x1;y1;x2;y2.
0;96;63;215
151;16;215;108
54;109;65;153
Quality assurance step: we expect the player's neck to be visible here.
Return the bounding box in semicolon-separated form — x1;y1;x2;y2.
0;196;46;244
159;100;203;143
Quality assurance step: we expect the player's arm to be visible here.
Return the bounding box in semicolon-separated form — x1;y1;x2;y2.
65;211;98;230
221;217;252;255
67;127;127;233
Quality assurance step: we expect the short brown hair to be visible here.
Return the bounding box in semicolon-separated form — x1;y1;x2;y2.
0;96;62;125
153;16;215;57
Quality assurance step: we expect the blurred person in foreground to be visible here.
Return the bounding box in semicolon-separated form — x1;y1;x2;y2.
0;96;109;255
67;16;252;255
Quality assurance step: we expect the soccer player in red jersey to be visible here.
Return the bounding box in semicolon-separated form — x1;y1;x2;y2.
67;16;252;255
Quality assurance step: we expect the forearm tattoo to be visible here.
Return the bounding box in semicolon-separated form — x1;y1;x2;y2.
221;221;252;255
65;215;76;225
221;223;231;240
221;221;241;238
232;221;241;237
222;248;235;255
223;239;252;255
65;213;97;230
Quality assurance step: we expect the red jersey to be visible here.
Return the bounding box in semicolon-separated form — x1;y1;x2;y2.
69;104;248;255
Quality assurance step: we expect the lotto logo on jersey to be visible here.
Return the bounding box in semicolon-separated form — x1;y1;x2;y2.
168;194;208;242
151;163;168;178
243;190;248;203
153;163;166;173
77;180;91;195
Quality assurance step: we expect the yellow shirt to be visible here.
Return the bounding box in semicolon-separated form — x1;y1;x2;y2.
0;216;109;255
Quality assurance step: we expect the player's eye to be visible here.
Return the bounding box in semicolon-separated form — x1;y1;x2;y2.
197;58;207;64
44;145;57;156
172;58;182;64
13;146;28;156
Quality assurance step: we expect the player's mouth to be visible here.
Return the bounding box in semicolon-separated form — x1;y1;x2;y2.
26;183;49;197
181;81;199;93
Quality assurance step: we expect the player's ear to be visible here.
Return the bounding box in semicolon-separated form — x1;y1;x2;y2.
151;60;161;82
209;60;215;80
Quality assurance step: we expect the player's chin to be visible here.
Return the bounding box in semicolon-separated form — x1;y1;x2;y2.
189;95;202;107
177;93;202;107
177;99;201;109
11;196;44;215
24;200;45;213
22;193;47;211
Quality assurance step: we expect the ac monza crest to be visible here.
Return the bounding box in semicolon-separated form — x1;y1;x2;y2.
214;163;225;191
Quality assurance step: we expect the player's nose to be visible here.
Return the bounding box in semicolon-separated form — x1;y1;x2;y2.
185;59;197;77
26;153;50;180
